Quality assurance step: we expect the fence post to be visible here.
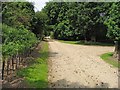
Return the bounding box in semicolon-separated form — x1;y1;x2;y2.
2;60;5;80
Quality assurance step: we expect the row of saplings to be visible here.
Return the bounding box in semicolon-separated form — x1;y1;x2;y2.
2;24;39;87
2;46;38;81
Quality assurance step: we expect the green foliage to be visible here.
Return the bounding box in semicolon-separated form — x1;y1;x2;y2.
2;2;48;39
32;11;48;39
43;2;61;25
1;1;41;61
43;2;112;41
17;42;49;88
104;2;120;41
2;24;38;58
2;2;35;30
54;20;72;40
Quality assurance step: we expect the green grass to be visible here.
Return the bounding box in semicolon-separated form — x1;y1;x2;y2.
0;44;1;61
0;44;1;53
59;40;78;44
100;52;120;68
58;40;114;46
17;41;49;88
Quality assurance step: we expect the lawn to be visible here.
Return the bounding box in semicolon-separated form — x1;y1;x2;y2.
0;44;1;53
100;52;120;68
0;44;1;61
58;40;114;46
17;41;49;88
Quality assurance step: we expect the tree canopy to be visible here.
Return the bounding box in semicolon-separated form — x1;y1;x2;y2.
2;2;35;30
105;2;120;41
43;2;113;42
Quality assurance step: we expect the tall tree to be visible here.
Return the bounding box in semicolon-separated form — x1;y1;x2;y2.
32;11;48;39
2;2;35;30
104;2;120;60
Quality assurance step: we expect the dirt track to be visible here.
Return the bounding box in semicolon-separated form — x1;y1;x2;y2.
48;40;118;88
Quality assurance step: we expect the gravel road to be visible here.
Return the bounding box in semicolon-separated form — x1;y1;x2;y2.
48;40;118;88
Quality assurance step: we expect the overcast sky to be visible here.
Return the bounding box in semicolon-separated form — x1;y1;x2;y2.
27;0;50;12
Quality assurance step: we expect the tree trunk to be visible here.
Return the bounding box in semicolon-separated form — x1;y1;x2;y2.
84;35;87;43
118;41;120;61
16;55;18;69
2;60;5;80
91;36;96;42
12;57;14;72
113;41;120;61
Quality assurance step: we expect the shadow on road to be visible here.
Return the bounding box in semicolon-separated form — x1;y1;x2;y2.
49;79;110;88
49;52;59;57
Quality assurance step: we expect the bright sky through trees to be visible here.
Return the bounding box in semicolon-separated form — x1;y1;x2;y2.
27;0;50;12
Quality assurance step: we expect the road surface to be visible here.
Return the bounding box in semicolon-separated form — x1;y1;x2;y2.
48;40;118;88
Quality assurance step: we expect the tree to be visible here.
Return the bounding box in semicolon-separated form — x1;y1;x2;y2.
43;2;112;42
32;11;48;39
2;23;37;58
104;2;120;60
43;2;61;25
2;2;35;30
76;2;111;42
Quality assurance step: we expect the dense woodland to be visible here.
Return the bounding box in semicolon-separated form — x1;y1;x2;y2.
42;2;120;60
1;1;120;82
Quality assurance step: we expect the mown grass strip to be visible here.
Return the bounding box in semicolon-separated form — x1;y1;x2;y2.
58;40;114;46
17;41;49;88
100;52;120;68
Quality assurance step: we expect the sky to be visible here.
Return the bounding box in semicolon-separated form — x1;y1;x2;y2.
27;0;50;12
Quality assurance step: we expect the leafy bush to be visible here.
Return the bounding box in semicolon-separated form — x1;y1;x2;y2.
2;24;38;58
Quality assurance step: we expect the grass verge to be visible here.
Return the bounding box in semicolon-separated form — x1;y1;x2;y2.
100;52;120;68
17;41;49;88
58;40;114;46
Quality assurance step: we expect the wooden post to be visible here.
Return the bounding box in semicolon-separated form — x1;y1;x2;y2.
10;57;12;75
7;60;9;75
2;60;5;80
15;55;18;69
118;41;120;61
